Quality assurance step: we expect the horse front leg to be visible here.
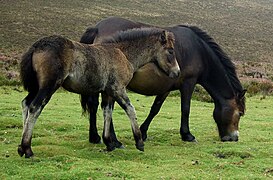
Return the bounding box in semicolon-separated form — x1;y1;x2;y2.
140;92;169;141
180;79;197;142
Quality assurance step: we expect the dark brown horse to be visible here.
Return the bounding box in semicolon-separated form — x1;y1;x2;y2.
18;28;180;158
80;17;246;148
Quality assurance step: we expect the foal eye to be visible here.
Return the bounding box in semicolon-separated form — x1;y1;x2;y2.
239;112;244;116
168;49;174;55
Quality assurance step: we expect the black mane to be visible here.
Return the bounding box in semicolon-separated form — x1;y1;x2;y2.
100;28;164;44
181;25;244;93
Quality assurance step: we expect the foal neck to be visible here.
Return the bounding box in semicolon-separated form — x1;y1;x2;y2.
114;39;157;71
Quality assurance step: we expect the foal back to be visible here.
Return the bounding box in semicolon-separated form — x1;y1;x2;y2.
62;43;134;95
28;35;133;95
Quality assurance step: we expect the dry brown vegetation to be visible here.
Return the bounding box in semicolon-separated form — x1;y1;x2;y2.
1;0;272;93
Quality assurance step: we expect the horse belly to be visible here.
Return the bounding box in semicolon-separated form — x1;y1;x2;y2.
128;63;174;95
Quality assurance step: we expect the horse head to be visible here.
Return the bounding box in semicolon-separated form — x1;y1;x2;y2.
154;30;180;79
213;89;246;141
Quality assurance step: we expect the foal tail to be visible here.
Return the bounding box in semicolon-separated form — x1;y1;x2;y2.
80;27;98;44
20;47;38;93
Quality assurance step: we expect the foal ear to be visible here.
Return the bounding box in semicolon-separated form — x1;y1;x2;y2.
160;31;167;45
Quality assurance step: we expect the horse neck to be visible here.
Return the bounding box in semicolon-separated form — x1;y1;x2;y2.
202;62;236;105
115;39;157;71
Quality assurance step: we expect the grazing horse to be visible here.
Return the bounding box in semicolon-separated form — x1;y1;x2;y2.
80;17;246;147
18;28;180;158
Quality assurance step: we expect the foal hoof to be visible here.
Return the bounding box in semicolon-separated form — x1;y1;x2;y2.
136;141;144;152
18;145;34;158
114;140;124;149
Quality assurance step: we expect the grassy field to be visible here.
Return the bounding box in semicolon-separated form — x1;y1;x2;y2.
0;87;272;179
1;1;273;179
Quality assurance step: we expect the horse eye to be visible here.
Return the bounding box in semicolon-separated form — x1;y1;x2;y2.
168;49;174;55
239;112;244;116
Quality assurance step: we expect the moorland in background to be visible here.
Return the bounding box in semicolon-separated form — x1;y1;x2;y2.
0;0;273;94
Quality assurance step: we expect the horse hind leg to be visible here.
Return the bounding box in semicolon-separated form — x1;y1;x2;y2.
22;92;37;126
100;94;124;151
113;90;144;151
18;87;57;158
101;94;115;151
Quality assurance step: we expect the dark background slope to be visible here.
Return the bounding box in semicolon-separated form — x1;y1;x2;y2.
1;0;272;83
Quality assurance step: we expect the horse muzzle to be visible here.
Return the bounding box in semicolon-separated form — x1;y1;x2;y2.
169;67;180;79
221;130;239;142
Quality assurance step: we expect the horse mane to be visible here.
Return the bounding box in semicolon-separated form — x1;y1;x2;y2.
181;25;244;93
100;27;166;44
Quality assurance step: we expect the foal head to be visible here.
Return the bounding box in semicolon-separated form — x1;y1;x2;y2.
213;90;246;141
154;30;180;78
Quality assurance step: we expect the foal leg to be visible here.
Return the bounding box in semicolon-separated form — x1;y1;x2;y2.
101;94;116;151
114;90;144;151
140;92;169;141
22;92;37;126
108;102;124;148
18;88;55;158
85;94;122;148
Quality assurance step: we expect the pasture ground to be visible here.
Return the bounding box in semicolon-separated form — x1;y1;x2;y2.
0;87;272;179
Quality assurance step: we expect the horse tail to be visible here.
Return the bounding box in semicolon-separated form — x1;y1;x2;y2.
80;27;98;44
20;47;38;93
80;94;99;115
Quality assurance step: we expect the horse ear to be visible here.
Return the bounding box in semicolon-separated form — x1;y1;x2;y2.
160;31;167;45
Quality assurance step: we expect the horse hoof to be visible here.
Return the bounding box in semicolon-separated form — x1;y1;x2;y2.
114;141;124;149
191;139;198;143
18;145;34;158
136;145;144;152
18;145;25;157
118;145;125;149
136;141;144;151
89;135;101;144
105;141;117;152
181;133;196;142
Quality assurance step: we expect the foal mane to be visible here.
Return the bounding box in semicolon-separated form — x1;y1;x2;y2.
100;27;166;44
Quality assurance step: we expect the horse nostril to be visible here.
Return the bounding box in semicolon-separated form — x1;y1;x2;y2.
221;136;232;142
176;70;180;78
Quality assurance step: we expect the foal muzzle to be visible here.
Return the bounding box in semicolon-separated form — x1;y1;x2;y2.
169;67;180;79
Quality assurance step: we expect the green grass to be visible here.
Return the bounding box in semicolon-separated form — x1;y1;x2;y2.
0;87;272;179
